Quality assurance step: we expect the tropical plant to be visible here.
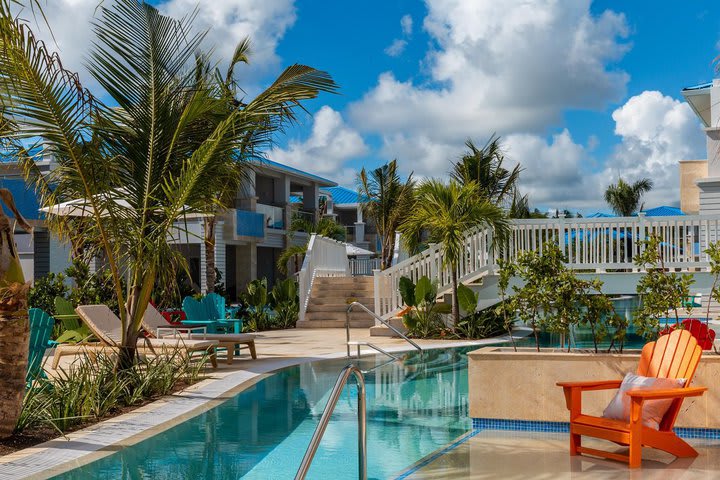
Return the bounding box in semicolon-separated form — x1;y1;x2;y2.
450;135;521;206
0;189;33;438
452;283;505;339
358;159;415;270
495;259;517;351
28;272;68;314
399;276;451;338
604;177;654;217
578;292;617;354
401;180;509;325
270;277;299;329
0;0;337;369
634;235;694;339
242;278;270;331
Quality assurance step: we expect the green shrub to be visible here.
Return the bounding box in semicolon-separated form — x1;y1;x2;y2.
399;275;451;338
270;278;299;329
28;272;69;314
17;351;207;434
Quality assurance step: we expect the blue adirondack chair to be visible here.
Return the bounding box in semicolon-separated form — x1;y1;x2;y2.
182;296;222;333
204;293;243;333
27;308;56;383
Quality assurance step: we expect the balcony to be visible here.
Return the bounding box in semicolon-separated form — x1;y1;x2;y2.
257;203;285;230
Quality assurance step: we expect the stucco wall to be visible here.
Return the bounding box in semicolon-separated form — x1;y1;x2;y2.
468;347;720;429
680;160;707;215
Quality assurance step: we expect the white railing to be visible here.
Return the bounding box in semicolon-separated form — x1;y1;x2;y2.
374;214;720;319
299;234;351;322
350;258;381;276
256;203;285;229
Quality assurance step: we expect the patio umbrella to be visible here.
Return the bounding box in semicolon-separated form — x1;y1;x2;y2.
40;197;207;219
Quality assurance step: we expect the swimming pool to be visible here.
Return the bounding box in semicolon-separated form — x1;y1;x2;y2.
52;347;472;479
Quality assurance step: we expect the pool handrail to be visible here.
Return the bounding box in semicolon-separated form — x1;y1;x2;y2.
295;364;367;480
345;301;422;358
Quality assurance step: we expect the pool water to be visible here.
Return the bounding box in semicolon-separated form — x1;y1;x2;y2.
52;348;472;479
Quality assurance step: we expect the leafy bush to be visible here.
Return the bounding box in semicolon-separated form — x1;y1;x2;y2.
270;278;299;329
399;276;451;338
451;283;506;339
242;278;270;332
17;351;208;434
66;259;122;314
28;272;69;314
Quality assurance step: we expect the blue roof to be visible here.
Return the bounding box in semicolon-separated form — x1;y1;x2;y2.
0;146;44;163
251;157;336;187
587;212;615;218
0;178;41;220
643;206;685;217
323;186;366;205
682;82;713;92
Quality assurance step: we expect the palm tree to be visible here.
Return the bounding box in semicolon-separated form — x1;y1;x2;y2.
358;160;415;269
401;180;509;325
604;178;654;217
0;188;33;438
0;0;337;368
277;216;345;275
450;136;521;206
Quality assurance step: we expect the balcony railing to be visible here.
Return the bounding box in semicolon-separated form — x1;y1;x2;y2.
236;209;265;238
257;203;285;230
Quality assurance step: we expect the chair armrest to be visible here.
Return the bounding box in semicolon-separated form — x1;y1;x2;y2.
626;386;707;400
556;380;622;391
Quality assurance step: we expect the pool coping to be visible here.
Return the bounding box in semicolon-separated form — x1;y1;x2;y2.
0;336;510;480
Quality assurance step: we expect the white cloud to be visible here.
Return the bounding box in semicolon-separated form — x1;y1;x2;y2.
18;0;296;90
384;39;408;57
601;91;705;208
353;0;630;148
384;13;413;57
269;106;369;185
401;14;413;35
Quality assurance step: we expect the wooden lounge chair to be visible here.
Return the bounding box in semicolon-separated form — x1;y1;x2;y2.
52;305;218;369
142;303;256;364
557;329;707;468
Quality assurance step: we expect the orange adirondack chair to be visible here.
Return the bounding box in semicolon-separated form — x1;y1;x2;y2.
557;329;707;468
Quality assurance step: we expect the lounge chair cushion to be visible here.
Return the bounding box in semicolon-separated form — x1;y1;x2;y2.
602;372;686;429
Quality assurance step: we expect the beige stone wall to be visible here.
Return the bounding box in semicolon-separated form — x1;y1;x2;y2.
680;160;708;214
468;347;720;429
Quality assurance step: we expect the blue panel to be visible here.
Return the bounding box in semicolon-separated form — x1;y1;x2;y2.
236;209;265;238
0;178;42;220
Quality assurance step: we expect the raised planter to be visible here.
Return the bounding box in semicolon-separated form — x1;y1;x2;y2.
468;347;720;429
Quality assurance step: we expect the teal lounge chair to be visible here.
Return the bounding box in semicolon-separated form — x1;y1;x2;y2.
182;296;222;334
204;293;243;333
27;308;56;383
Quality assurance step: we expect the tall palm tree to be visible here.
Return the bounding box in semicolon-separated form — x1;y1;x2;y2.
0;0;337;368
358;160;415;269
401;180;509;325
450;135;521;206
604;178;654;217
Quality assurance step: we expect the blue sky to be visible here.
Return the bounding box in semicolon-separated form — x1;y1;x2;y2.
31;1;720;213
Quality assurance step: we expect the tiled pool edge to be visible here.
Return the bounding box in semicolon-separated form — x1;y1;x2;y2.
0;338;496;480
471;418;720;439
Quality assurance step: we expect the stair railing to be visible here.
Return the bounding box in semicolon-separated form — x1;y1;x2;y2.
298;234;350;322
346;301;422;358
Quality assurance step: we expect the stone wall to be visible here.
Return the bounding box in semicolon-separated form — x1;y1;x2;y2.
468;347;720;429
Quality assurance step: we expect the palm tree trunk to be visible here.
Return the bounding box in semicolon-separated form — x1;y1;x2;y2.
0;311;28;438
204;216;216;294
451;265;459;326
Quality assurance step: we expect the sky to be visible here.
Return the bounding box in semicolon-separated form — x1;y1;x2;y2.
21;0;720;214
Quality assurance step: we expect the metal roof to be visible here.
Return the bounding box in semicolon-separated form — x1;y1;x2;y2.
323;186;367;206
587;212;615;218
642;206;685;217
250;157;336;187
682;82;713;92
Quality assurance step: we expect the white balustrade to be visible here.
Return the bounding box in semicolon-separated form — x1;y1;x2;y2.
374;215;720;319
298;234;351;322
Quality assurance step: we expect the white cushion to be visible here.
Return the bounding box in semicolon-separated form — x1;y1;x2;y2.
602;373;686;430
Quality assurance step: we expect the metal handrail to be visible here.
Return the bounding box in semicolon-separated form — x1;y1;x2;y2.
346;302;422;357
295;364;367;480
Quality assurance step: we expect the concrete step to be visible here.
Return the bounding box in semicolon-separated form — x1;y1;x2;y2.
369;317;407;337
310;288;374;299
296;318;375;328
304;311;373;321
313;276;374;286
309;296;374;306
307;303;373;312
